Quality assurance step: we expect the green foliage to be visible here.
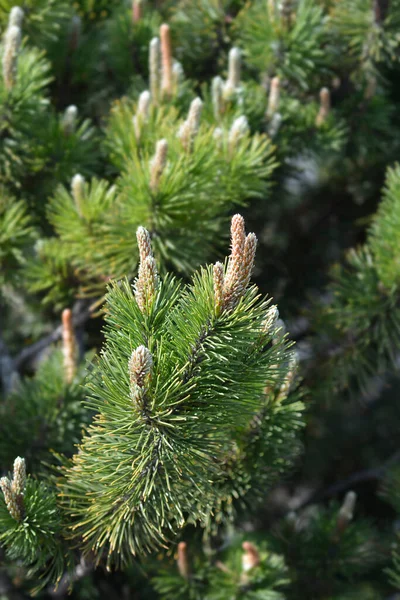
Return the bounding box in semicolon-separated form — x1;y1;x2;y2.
0;192;34;282
60;224;303;568
332;0;400;78
370;164;400;288
273;500;381;598
308;165;400;404
33;100;276;299
152;535;289;600
0;349;91;471
236;0;328;91
0;42;51;187
0;0;71;46
0;475;69;592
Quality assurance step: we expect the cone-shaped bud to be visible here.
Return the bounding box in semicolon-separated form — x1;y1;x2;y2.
9;6;24;28
177;541;190;579
132;0;142;23
172;60;184;94
0;476;22;520
268;112;282;138
71;174;85;217
62;105;78;135
242;541;260;572
266;76;280;118
223;215;257;311
11;457;26;496
133;90;151;138
62;308;77;384
337;491;357;533
223;47;241;100
2;25;21;90
240;233;257;291
212;76;224;118
149;37;160;103
129;346;153;405
150;139;168;192
160;23;172;98
315;87;330;127
228;115;249;153
135;227;159;313
213;262;225;314
178;97;203;152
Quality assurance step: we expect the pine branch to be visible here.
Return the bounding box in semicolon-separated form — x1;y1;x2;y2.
48;556;94;599
0;333;18;395
15;300;95;372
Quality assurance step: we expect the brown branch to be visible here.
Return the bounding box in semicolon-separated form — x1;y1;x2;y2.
15;300;96;372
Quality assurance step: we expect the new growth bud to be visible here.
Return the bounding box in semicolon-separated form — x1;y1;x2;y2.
0;457;26;520
62;105;78;135
212;76;224;119
12;457;26;496
242;541;260;572
177;541;190;579
172;60;184;95
213;215;257;313
132;0;142;23
266;76;280;118
133;90;151;139
71;174;85;217
178;97;203;152
150;139;168;192
135;226;159;313
2;25;21;90
213;262;225;314
228;115;249;154
223;47;241;100
129;345;153;406
160;24;172;98
9;6;24;28
315;87;330;127
149;37;160;103
337;490;357;533
62;308;77;384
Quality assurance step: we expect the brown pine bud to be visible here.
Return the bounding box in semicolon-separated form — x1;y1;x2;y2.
132;0;142;23
213;262;225;314
177;541;190;579
135;227;158;313
62;308;77;384
242;541;260;572
160;24;172;98
224;214;246;293
315;87;330;127
129;346;153;405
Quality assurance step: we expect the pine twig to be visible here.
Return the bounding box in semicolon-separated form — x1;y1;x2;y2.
15;300;95;372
